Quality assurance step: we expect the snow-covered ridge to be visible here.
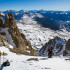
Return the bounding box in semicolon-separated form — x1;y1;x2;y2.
21;13;44;19
20;13;43;24
1;10;70;31
20;14;37;24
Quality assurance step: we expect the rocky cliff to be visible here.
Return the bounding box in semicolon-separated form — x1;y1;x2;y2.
39;37;68;56
0;12;37;56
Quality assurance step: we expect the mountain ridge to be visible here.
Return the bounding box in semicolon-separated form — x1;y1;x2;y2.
1;10;70;31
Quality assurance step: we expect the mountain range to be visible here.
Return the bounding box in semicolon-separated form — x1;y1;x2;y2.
1;10;70;31
0;10;70;56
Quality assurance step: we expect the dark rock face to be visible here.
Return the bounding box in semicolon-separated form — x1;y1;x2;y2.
39;37;66;56
5;14;9;27
66;39;70;50
63;50;68;56
4;12;37;56
0;13;4;28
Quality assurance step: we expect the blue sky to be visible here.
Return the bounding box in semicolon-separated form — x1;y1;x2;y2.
0;0;70;11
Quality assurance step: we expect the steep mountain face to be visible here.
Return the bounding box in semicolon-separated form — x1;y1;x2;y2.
0;12;37;56
5;12;26;49
38;37;70;56
34;15;60;30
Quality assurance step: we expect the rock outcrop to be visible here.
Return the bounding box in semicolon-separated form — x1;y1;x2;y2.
0;13;4;28
0;34;9;47
39;37;66;56
0;14;9;47
66;39;70;50
63;50;68;56
5;14;9;27
5;12;37;56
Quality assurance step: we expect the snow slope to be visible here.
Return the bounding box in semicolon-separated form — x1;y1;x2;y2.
0;46;70;70
16;14;70;50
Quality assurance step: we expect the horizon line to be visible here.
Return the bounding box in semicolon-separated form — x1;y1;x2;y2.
1;9;70;12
